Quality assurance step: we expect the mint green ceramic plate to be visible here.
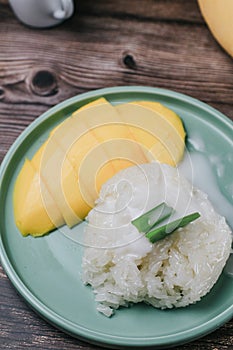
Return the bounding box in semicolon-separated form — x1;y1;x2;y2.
0;86;233;349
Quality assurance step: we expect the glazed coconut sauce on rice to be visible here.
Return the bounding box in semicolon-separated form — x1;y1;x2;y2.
82;161;232;317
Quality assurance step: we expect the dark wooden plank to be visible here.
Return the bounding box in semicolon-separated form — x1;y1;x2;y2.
0;0;232;115
0;0;233;349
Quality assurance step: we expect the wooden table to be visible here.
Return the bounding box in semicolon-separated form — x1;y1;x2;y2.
0;0;233;349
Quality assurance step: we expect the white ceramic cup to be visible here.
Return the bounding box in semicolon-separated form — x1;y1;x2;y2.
9;0;74;28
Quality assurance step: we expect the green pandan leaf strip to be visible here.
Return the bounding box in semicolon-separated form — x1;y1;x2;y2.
146;212;201;243
131;202;174;233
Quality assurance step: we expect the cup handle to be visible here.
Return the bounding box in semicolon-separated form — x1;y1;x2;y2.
53;0;74;20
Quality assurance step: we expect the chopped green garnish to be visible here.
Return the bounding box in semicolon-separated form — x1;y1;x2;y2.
131;202;201;244
145;212;201;243
131;202;173;233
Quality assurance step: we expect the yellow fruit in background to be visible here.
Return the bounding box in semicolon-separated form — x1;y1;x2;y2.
198;0;233;57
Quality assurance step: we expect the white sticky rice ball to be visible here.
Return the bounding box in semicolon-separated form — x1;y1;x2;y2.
82;162;232;317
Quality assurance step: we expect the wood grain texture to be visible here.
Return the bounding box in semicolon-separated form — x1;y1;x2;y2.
0;0;233;349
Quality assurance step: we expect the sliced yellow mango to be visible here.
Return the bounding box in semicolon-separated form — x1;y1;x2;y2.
70;100;148;211
72;98;147;167
13;159;62;236
115;101;185;166
57;99;146;218
13;97;186;237
30;143;65;229
51;99;124;223
35;136;84;227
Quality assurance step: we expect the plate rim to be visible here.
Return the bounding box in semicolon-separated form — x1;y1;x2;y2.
0;85;233;348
